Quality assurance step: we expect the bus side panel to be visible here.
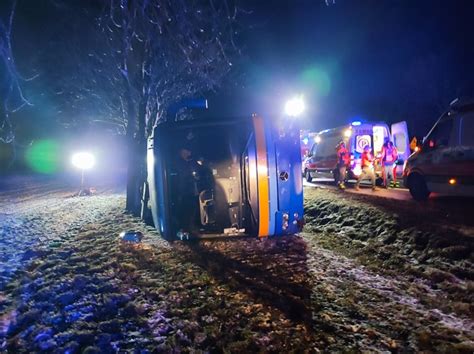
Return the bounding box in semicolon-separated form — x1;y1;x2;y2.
147;134;172;239
245;132;260;237
253;116;271;237
264;119;278;237
274;125;304;235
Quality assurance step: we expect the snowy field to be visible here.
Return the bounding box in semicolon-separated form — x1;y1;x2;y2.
1;176;473;352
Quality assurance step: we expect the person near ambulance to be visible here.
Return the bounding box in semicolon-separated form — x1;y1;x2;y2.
336;141;350;189
380;141;399;188
410;136;418;153
355;145;378;191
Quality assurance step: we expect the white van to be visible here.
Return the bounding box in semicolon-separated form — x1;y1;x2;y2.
403;98;474;200
303;120;410;182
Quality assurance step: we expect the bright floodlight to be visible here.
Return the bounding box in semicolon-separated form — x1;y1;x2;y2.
284;96;305;117
72;152;95;170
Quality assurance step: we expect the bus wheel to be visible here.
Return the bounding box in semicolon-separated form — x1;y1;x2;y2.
305;169;313;183
408;174;430;201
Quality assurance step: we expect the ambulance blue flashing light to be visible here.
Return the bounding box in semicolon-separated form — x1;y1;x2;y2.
302;137;309;145
351;121;362;126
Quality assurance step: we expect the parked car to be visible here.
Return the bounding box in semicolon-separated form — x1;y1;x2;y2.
403;98;474;200
303;120;410;183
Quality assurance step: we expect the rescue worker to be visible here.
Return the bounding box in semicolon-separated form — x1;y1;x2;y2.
380;141;399;188
355;145;378;191
336;141;350;189
410;136;418;152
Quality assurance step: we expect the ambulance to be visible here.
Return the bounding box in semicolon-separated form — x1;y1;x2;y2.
146;115;304;240
403;98;474;200
303;120;410;183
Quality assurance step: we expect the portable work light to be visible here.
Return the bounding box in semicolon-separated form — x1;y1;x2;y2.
71;152;95;195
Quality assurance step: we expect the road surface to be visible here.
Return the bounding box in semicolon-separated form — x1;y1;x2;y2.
304;178;412;200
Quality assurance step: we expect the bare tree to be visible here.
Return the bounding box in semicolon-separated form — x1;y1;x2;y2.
59;0;241;214
0;0;35;144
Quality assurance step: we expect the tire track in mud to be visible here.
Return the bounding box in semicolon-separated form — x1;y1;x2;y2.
175;237;315;327
174;233;474;351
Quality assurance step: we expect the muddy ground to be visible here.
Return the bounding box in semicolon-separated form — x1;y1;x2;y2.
0;178;473;352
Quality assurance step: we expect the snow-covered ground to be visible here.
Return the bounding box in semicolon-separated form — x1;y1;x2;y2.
1;176;473;352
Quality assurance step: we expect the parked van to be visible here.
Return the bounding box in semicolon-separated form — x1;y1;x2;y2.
300;130;318;159
303;120;410;183
403;98;474;200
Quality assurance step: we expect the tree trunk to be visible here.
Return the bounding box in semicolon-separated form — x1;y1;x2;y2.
125;97;148;216
125;137;143;215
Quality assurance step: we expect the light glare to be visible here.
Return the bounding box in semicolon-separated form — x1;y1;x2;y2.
284;96;305;117
72;152;95;170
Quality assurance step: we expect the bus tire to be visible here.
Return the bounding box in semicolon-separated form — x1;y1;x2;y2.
408;173;430;201
305;169;313;183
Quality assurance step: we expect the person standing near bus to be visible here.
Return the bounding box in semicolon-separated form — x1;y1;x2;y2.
381;141;398;188
336;141;350;189
355;145;378;191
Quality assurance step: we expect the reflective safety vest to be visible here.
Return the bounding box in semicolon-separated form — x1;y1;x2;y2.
361;151;374;168
337;146;350;166
382;146;398;164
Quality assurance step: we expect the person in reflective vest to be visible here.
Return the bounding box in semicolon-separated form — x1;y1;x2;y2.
410;137;418;152
355;145;378;191
381;141;399;188
336;141;350;189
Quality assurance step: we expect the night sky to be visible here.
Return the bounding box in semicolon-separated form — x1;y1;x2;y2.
208;0;474;136
4;0;474;142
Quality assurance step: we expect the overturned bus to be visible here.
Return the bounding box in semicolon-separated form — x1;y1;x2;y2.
146;115;304;240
